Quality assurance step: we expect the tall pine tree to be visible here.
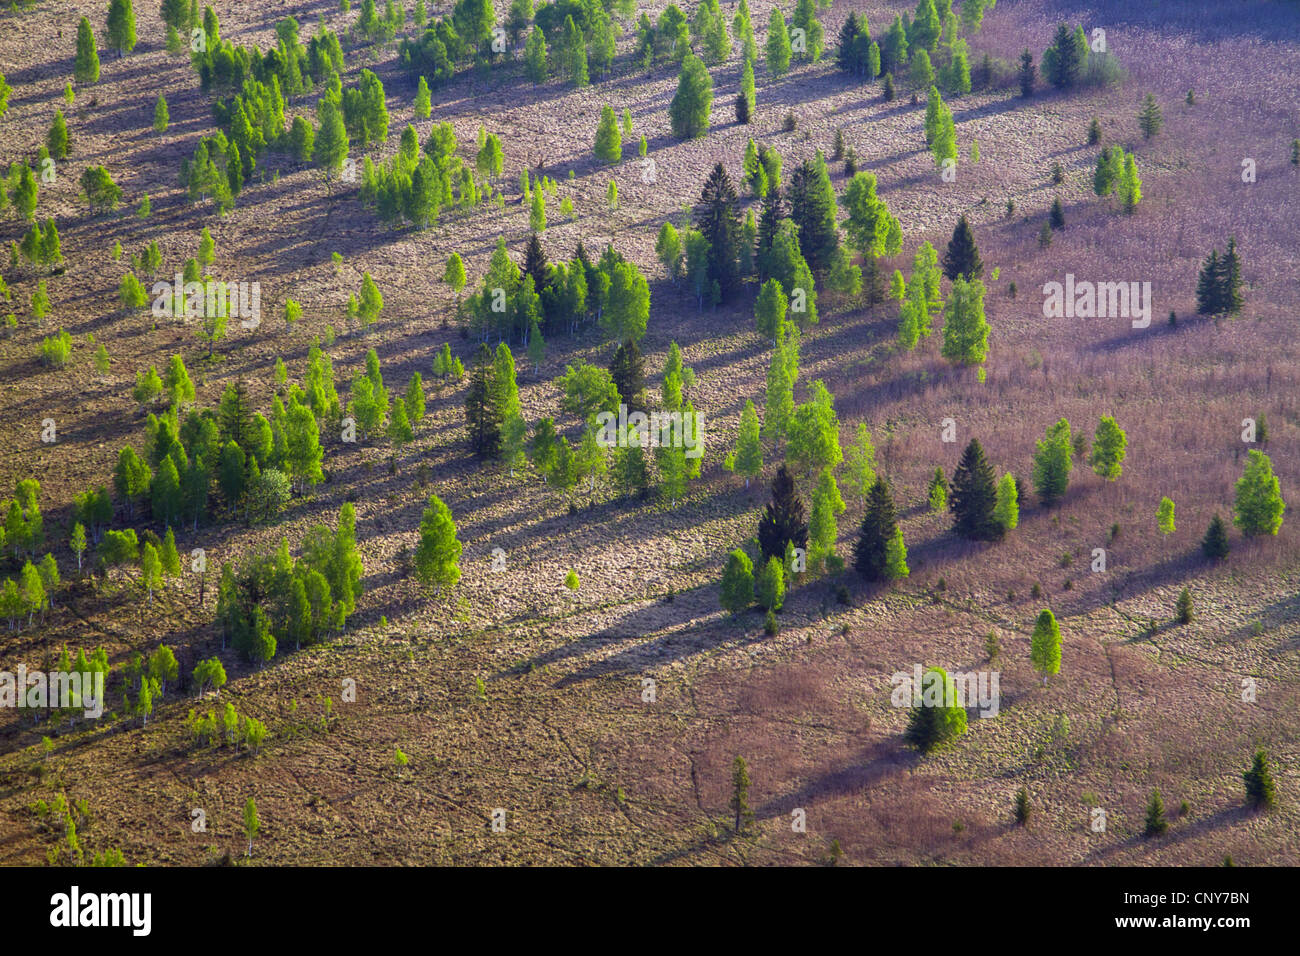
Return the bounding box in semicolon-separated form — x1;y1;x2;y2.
949;438;1002;540
757;465;808;562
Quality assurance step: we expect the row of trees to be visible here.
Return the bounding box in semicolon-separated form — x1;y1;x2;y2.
461;236;648;346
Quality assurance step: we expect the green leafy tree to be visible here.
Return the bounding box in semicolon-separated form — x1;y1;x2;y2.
47;111;69;160
786;380;842;478
1030;608;1062;683
903;665;968;754
243;797;259;856
729;400;763;489
594;104;622;163
1234;449;1285;536
312;98;350;186
994;472;1019;531
1119;153;1142;214
756;555;785;611
524;26;548;83
563;16;588;87
790;0;823;62
841;171;903;262
75;17;101;84
765;9;792;76
164;354;195;407
940;276;989;366
719;549;754;615
842;424;876;500
70;522;88;571
670;53;713;139
1157;497;1176;534
1090;416;1127;480
106;0;138;56
415;494;462;592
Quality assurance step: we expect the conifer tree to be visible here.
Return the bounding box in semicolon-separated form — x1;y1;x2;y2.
609;339;647;414
1217;237;1243;315
757;465;807;562
1243;750;1277;810
1089;416;1127;480
1030;608;1062;683
950;438;1002;540
1143;789;1169;837
1138;92;1163;140
854;476;902;582
1032;418;1073;507
1042;23;1083;89
1017;48;1035;97
465;343;502;459
942;214;983;280
730;756;754;832
694;163;741;299
787;152;839;275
